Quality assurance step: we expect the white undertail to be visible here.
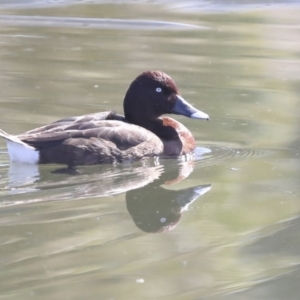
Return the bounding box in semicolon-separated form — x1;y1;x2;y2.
0;129;39;164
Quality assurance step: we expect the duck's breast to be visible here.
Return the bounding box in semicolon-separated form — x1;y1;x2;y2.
161;117;196;156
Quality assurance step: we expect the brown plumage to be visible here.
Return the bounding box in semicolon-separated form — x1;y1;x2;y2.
0;71;209;167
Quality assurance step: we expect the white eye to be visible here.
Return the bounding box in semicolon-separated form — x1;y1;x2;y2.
156;87;162;93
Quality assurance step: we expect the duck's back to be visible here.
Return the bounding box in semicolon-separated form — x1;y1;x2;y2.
10;112;164;166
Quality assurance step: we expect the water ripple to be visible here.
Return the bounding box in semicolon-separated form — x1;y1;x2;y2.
0;15;207;30
195;143;282;168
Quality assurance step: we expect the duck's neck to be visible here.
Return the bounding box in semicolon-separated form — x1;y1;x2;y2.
126;114;176;140
126;115;196;156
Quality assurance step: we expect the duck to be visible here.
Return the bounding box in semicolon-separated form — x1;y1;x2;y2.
0;71;209;167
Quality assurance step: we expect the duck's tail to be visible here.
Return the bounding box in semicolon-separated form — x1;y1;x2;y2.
1;129;18;140
0;128;11;139
0;129;30;146
0;129;39;164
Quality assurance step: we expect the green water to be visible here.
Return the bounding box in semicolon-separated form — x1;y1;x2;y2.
0;1;300;299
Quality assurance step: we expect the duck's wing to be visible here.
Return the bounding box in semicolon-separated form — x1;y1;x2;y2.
17;117;163;165
23;111;125;135
53;111;126;124
1;111;163;165
20;120;152;150
17;111;126;145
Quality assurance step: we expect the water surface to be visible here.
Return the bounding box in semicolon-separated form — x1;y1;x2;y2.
0;1;300;299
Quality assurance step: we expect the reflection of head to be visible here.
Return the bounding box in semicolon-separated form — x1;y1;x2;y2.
126;184;211;233
126;190;182;233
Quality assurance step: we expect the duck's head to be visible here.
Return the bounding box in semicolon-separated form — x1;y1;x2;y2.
123;70;209;125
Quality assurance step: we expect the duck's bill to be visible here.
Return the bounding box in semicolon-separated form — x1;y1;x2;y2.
177;184;212;211
171;95;209;120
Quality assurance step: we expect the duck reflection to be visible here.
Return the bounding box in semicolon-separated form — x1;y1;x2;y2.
126;162;211;233
5;158;211;233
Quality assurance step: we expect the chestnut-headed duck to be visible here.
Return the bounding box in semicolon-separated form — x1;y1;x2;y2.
0;71;209;167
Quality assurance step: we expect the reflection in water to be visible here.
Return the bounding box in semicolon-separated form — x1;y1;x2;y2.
4;160;164;199
1;0;299;11
0;15;204;30
215;216;300;300
127;183;211;233
8;163;40;192
127;162;211;232
3;159;211;233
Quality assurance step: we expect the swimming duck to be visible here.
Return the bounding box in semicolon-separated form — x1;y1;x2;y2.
0;71;209;166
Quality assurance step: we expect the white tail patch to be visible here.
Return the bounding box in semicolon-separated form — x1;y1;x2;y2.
0;131;39;164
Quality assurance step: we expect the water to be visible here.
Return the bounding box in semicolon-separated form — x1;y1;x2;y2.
0;1;300;299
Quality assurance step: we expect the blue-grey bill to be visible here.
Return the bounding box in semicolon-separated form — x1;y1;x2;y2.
191;110;210;120
172;94;209;120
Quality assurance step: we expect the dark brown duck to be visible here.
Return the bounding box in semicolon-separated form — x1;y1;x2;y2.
0;71;209;166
